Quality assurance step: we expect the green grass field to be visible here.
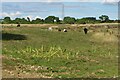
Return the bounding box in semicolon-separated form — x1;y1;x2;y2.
2;24;118;78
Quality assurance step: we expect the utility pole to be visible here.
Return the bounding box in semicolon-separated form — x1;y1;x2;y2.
62;4;64;21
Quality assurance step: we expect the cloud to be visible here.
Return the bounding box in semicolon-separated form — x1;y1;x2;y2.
2;0;59;2
78;0;100;2
2;0;101;2
103;0;119;2
3;0;118;2
0;11;21;18
102;0;119;5
47;0;55;2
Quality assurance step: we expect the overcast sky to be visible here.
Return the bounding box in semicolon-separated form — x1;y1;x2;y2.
0;0;119;20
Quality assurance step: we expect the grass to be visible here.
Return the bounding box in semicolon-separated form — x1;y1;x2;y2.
2;24;118;78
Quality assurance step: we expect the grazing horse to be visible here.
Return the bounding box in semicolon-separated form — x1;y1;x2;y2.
58;29;61;32
17;24;20;27
48;27;52;31
63;29;67;32
84;27;88;34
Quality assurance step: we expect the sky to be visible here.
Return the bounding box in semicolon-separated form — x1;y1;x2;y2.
0;0;119;20
1;0;120;2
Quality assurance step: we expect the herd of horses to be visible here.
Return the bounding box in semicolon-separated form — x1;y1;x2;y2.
16;23;118;35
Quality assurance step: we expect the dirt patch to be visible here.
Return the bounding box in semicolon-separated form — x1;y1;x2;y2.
2;69;51;78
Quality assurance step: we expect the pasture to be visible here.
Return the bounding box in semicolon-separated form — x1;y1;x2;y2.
2;24;118;78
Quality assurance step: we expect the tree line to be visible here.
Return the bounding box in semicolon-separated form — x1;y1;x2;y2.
0;15;118;24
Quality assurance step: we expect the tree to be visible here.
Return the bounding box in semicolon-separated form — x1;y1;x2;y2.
63;17;76;24
44;16;60;24
99;15;109;22
27;17;30;22
76;17;96;24
13;18;28;24
45;16;56;23
76;19;86;24
54;17;60;23
3;17;11;24
14;18;21;23
0;19;3;24
21;18;28;24
31;18;43;24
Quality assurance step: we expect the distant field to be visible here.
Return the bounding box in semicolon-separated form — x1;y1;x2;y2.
0;23;118;28
2;24;118;78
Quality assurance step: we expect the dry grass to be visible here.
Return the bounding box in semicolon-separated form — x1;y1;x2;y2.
1;23;118;28
1;24;52;27
2;28;18;31
91;32;118;42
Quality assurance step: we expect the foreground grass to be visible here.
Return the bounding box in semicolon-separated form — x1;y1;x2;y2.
2;26;118;78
